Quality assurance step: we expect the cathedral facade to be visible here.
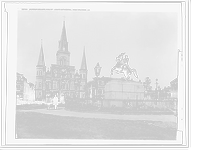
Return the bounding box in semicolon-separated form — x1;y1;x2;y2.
35;21;87;101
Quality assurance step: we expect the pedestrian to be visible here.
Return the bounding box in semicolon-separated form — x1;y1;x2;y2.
46;94;51;110
53;95;59;110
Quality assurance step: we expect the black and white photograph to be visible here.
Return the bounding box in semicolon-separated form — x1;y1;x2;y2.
1;0;190;149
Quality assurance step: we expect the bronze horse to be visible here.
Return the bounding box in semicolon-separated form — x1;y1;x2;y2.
111;53;138;80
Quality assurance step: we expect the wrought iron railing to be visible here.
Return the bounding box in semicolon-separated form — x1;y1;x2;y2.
65;98;178;114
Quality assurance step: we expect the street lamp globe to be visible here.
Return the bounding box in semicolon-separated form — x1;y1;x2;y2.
94;62;101;77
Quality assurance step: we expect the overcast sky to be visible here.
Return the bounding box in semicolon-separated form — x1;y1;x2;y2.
17;11;178;89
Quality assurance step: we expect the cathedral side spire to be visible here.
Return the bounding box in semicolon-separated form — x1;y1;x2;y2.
79;46;87;98
80;46;87;70
58;21;68;51
37;41;45;66
35;40;46;101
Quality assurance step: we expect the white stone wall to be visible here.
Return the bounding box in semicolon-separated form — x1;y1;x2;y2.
104;80;144;100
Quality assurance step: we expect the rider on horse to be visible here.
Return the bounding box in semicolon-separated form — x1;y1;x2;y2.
116;52;125;60
120;55;129;73
116;53;130;73
111;53;138;79
116;53;125;66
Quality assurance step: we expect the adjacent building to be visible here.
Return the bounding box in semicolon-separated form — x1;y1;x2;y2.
16;73;35;101
35;21;87;101
169;77;178;99
16;73;26;99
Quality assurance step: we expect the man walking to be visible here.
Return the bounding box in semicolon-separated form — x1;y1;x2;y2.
53;95;59;110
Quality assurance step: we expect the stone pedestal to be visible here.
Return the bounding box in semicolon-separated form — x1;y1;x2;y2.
103;79;144;107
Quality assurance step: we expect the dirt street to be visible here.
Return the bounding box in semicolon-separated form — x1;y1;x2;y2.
17;111;176;140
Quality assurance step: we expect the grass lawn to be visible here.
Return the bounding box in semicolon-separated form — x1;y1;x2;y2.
16;111;177;140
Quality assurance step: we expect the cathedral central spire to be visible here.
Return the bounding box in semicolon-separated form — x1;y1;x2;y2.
58;21;68;52
80;47;87;70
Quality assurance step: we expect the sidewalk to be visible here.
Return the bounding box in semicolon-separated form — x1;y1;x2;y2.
19;108;177;123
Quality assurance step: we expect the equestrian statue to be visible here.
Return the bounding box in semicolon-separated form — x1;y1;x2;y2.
111;53;138;80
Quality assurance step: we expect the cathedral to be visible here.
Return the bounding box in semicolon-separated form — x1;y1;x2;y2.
35;21;87;101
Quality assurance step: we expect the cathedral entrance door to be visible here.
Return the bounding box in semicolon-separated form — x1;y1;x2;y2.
60;93;65;104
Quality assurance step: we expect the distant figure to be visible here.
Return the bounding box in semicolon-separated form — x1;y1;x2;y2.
46;94;51;110
53;95;59;109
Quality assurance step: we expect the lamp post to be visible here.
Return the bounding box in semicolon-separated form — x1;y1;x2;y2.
94;63;101;99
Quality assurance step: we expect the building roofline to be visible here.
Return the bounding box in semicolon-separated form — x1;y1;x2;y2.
170;77;178;84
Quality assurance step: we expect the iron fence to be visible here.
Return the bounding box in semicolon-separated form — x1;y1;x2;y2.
65;98;178;115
